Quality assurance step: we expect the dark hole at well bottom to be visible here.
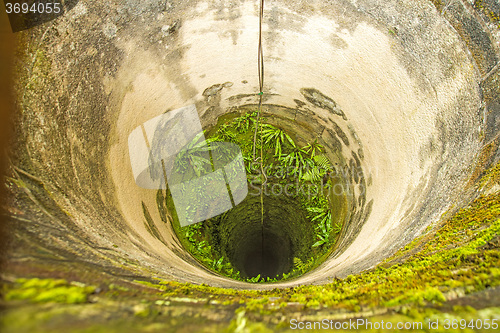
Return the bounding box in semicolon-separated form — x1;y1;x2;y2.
238;229;293;279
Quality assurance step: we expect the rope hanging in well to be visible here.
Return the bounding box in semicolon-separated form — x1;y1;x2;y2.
252;0;267;267
252;0;265;163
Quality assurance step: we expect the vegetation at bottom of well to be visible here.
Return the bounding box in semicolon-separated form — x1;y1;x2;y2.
159;110;344;282
3;278;96;304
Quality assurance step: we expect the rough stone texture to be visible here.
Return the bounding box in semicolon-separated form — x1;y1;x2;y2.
443;0;499;76
5;0;500;290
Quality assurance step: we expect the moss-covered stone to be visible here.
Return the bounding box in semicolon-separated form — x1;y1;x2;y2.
4;278;96;304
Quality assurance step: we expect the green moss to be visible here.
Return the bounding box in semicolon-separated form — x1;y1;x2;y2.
21;46;55;97
5;278;96;304
480;161;500;189
224;310;274;333
385;287;446;307
246;298;272;314
133;304;154;318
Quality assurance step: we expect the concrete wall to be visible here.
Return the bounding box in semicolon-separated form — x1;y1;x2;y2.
8;0;500;288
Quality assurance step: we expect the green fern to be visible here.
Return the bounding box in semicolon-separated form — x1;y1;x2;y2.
215;124;237;142
293;257;314;273
312;211;333;247
243;155;256;174
305;200;333;248
313;154;331;170
261;124;294;156
247;274;261;283
281;146;308;178
302;154;331;182
234;112;257;133
293;257;305;270
172;132;213;177
211;257;224;271
302;167;321;182
303;139;324;157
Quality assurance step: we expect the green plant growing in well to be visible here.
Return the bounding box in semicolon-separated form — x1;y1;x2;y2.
309;206;332;227
312;154;331;170
301;167;321;183
183;228;243;279
184;223;202;243
196;240;211;254
215;124;237;142
332;221;342;234
243;155;252;173
234;111;257;133
172;132;213;177
303;139;324;157
292;257;315;274
212;257;224;271
5;278;96;304
280;145;308;178
247;274;261;283
261;124;294;157
213;111;257;143
302;154;331;182
312;214;333;247
302;192;337;249
293;257;305;271
265;276;279;283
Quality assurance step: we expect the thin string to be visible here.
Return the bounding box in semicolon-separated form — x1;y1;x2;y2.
251;0;266;273
252;0;265;162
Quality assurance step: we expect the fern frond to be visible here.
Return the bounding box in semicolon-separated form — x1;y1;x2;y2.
313;154;331;170
293;257;304;270
302;167;321;182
